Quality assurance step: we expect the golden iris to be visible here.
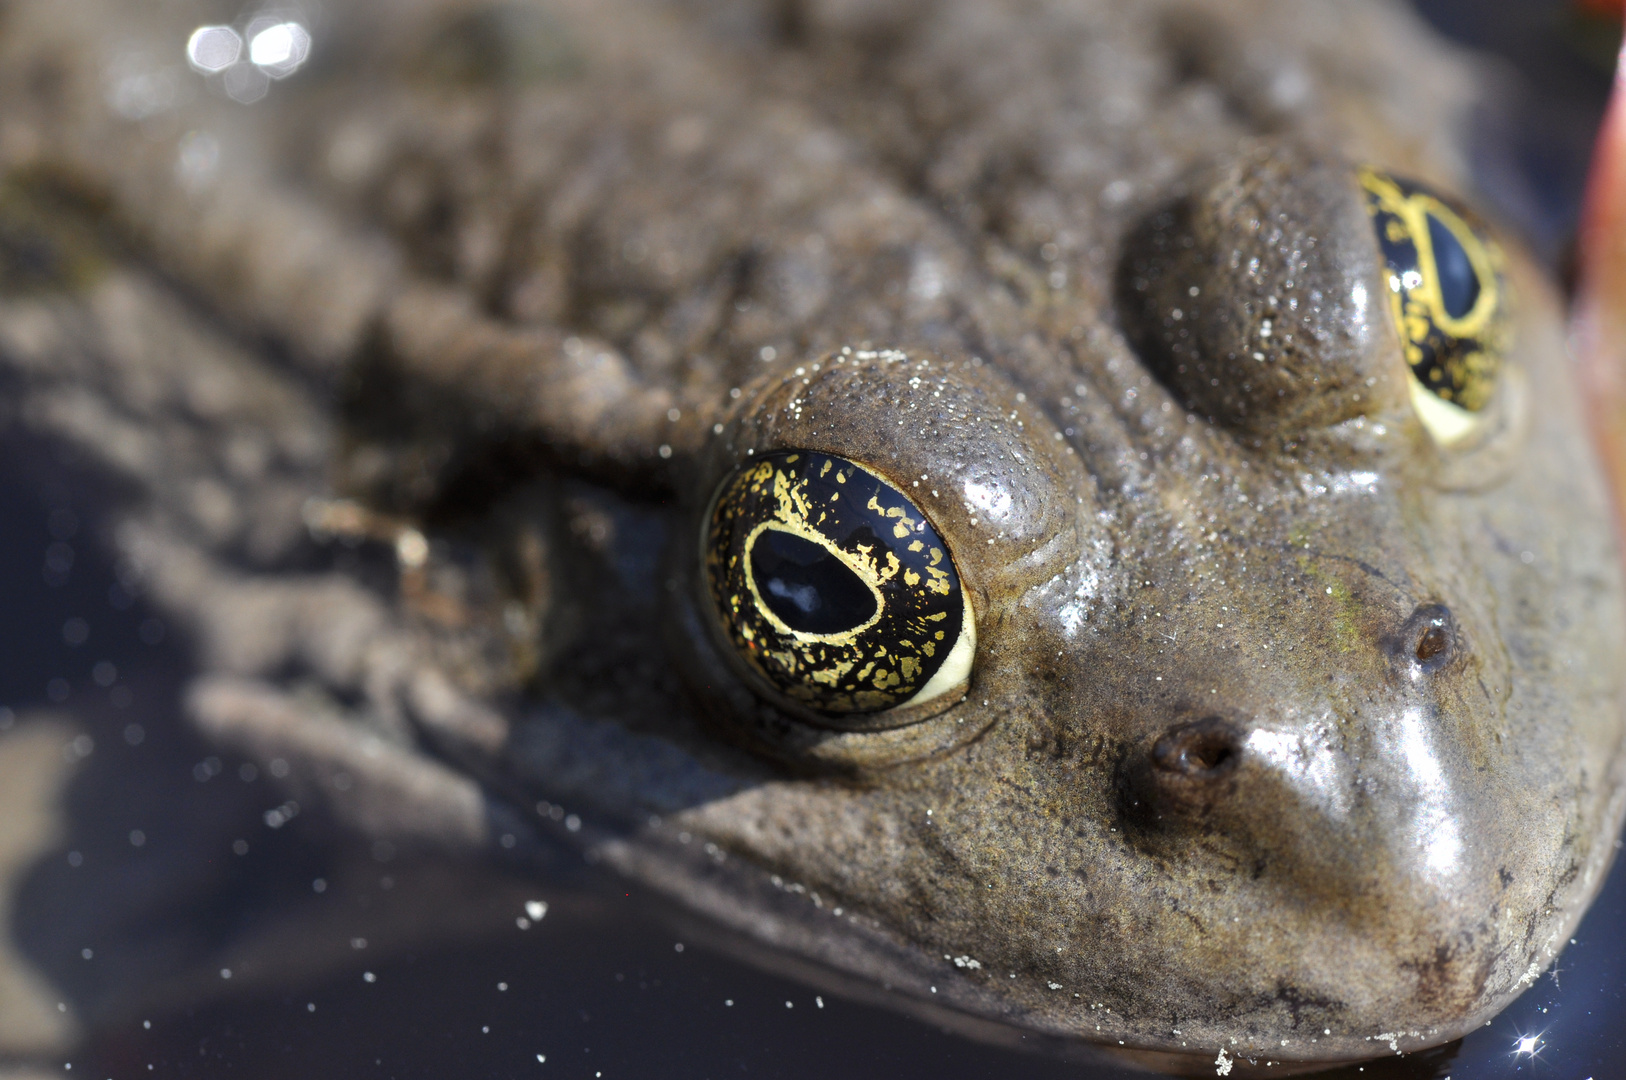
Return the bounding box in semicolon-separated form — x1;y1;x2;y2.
1359;168;1510;443
705;450;973;716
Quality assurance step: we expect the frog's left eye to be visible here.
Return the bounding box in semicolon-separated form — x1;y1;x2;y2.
704;450;974;723
1359;168;1511;445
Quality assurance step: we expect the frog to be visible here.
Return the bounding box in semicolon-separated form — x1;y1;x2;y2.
0;0;1621;1074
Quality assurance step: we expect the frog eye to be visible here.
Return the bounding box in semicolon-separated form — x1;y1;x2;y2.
1358;168;1511;445
704;450;974;720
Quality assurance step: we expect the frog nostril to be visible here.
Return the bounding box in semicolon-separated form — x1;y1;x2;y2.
1152;716;1242;780
1118;716;1245;828
1415;624;1449;663
1397;603;1457;672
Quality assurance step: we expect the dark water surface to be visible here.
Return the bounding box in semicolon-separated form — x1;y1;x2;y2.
2;1;1622;1077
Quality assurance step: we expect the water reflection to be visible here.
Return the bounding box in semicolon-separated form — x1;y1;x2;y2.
61;839;1626;1079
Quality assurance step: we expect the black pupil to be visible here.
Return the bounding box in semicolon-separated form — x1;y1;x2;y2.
1427;212;1480;320
750;529;877;635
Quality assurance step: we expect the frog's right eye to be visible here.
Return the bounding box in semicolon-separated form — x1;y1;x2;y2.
702;449;974;726
1358;169;1511;446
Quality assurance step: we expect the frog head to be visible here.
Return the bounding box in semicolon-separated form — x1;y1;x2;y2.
661;141;1626;1068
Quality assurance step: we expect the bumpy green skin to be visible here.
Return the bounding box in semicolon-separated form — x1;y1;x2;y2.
2;0;1623;1072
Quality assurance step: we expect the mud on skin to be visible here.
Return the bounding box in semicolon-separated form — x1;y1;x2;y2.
0;0;1623;1074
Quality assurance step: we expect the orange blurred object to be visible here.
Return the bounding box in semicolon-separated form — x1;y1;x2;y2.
1574;37;1626;548
1575;0;1625;21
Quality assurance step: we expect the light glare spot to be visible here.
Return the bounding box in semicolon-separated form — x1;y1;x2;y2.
186;26;241;73
222;61;271;103
248;22;312;74
961;480;1013;521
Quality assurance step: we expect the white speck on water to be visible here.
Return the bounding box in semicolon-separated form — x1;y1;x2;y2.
816;997;824;1008
175;130;221;190
395;530;429;569
724;1000;733;1007
219;968;230;979
536;1054;546;1063
362;972;375;983
525;900;548;921
264;801;299;828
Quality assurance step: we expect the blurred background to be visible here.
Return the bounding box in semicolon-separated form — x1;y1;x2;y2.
0;1;1621;1077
